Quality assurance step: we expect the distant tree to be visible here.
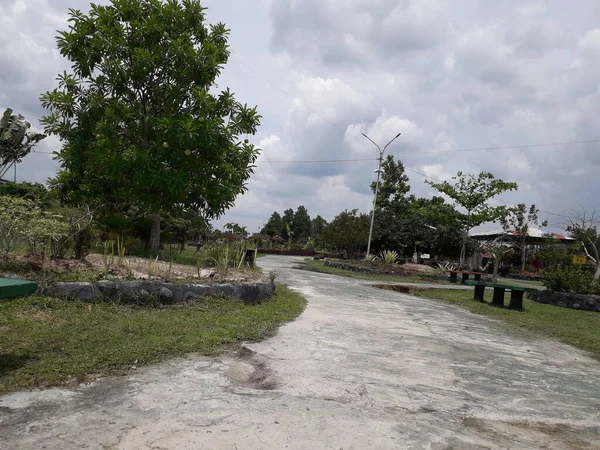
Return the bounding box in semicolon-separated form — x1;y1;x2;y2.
311;215;328;237
224;222;247;237
261;212;284;237
322;209;370;257
1;108;46;180
281;208;295;240
40;0;261;253
292;205;312;240
370;155;411;209
0;181;54;209
565;207;600;279
426;172;518;267
501;203;548;271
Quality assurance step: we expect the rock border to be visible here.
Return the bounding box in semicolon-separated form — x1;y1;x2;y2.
43;280;276;305
324;260;377;273
527;290;600;312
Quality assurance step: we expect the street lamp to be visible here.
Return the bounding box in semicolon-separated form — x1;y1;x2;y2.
362;131;402;258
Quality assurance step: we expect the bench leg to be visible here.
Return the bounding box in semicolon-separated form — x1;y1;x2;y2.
509;291;524;310
461;273;469;284
474;274;482;282
492;288;506;306
450;272;458;283
473;285;485;302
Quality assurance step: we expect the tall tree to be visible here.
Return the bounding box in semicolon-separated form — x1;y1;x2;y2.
311;215;328;237
322;209;370;257
426;172;518;267
501;203;548;271
281;208;295;240
292;205;312;240
40;0;261;252
261;211;284;237
1;108;46;180
370;155;410;209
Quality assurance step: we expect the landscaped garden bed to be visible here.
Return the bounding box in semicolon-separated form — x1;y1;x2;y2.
0;285;305;394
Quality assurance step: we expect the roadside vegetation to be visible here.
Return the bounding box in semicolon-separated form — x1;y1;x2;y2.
0;285;305;394
301;259;451;285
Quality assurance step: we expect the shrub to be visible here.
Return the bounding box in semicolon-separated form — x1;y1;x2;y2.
379;250;399;265
0;197;69;259
542;265;598;295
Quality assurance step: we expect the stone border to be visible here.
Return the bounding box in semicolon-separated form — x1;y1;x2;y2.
324;261;377;273
43;280;276;305
527;290;600;312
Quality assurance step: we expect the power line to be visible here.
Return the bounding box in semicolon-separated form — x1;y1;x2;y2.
28;136;600;160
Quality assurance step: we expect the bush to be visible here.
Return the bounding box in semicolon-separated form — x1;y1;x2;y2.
542;265;599;295
0;197;69;259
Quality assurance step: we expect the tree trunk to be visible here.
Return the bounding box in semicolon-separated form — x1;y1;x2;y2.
149;210;161;254
459;235;467;268
521;241;527;272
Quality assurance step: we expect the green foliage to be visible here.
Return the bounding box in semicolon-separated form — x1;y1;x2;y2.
292;205;312;240
0;285;305;393
542;265;599;295
40;0;261;251
370;155;411;209
0;182;53;208
426;171;518;266
501;203;548;271
1;108;46;179
0;197;69;259
261;211;285;237
379;250;400;265
322;209;370;257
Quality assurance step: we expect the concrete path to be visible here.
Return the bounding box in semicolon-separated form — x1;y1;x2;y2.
1;255;599;449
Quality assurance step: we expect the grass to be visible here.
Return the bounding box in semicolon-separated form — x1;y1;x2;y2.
0;284;305;394
302;259;450;284
408;288;600;360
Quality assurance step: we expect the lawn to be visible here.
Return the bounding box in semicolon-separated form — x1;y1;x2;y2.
409;288;600;360
301;259;450;284
0;285;305;394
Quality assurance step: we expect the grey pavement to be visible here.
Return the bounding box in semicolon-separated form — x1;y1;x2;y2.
1;255;599;449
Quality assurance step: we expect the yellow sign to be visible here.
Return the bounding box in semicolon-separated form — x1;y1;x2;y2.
573;255;587;265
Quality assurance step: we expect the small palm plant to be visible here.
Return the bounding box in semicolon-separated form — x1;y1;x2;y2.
379;250;400;265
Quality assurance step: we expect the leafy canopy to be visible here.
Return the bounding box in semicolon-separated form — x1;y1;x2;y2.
426;172;518;229
40;0;261;221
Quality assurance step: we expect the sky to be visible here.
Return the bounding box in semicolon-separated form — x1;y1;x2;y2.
2;0;600;234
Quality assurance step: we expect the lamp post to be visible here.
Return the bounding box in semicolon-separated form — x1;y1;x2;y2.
362;131;401;258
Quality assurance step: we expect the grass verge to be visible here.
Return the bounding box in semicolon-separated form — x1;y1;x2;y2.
0;284;305;394
302;259;449;284
410;288;600;360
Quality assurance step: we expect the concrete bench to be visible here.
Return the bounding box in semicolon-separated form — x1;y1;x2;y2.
449;270;486;284
0;278;38;299
465;280;538;310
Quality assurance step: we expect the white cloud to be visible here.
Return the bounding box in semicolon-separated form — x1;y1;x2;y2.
4;0;600;233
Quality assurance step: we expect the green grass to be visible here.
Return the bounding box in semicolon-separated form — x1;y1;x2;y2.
0;284;305;394
409;288;600;360
302;259;450;284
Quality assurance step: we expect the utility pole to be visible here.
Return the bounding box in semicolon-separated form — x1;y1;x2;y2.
362;132;401;258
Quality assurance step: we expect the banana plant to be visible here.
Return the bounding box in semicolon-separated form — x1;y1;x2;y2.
0;108;46;179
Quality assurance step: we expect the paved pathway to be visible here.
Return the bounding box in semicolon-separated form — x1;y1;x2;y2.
1;256;599;449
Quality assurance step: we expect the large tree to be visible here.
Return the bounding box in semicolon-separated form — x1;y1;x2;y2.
40;0;261;252
261;211;284;237
292;205;312;240
322;209;370;257
426;172;518;267
501;203;548;271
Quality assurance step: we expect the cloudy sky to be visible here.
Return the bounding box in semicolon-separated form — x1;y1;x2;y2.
2;0;600;233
